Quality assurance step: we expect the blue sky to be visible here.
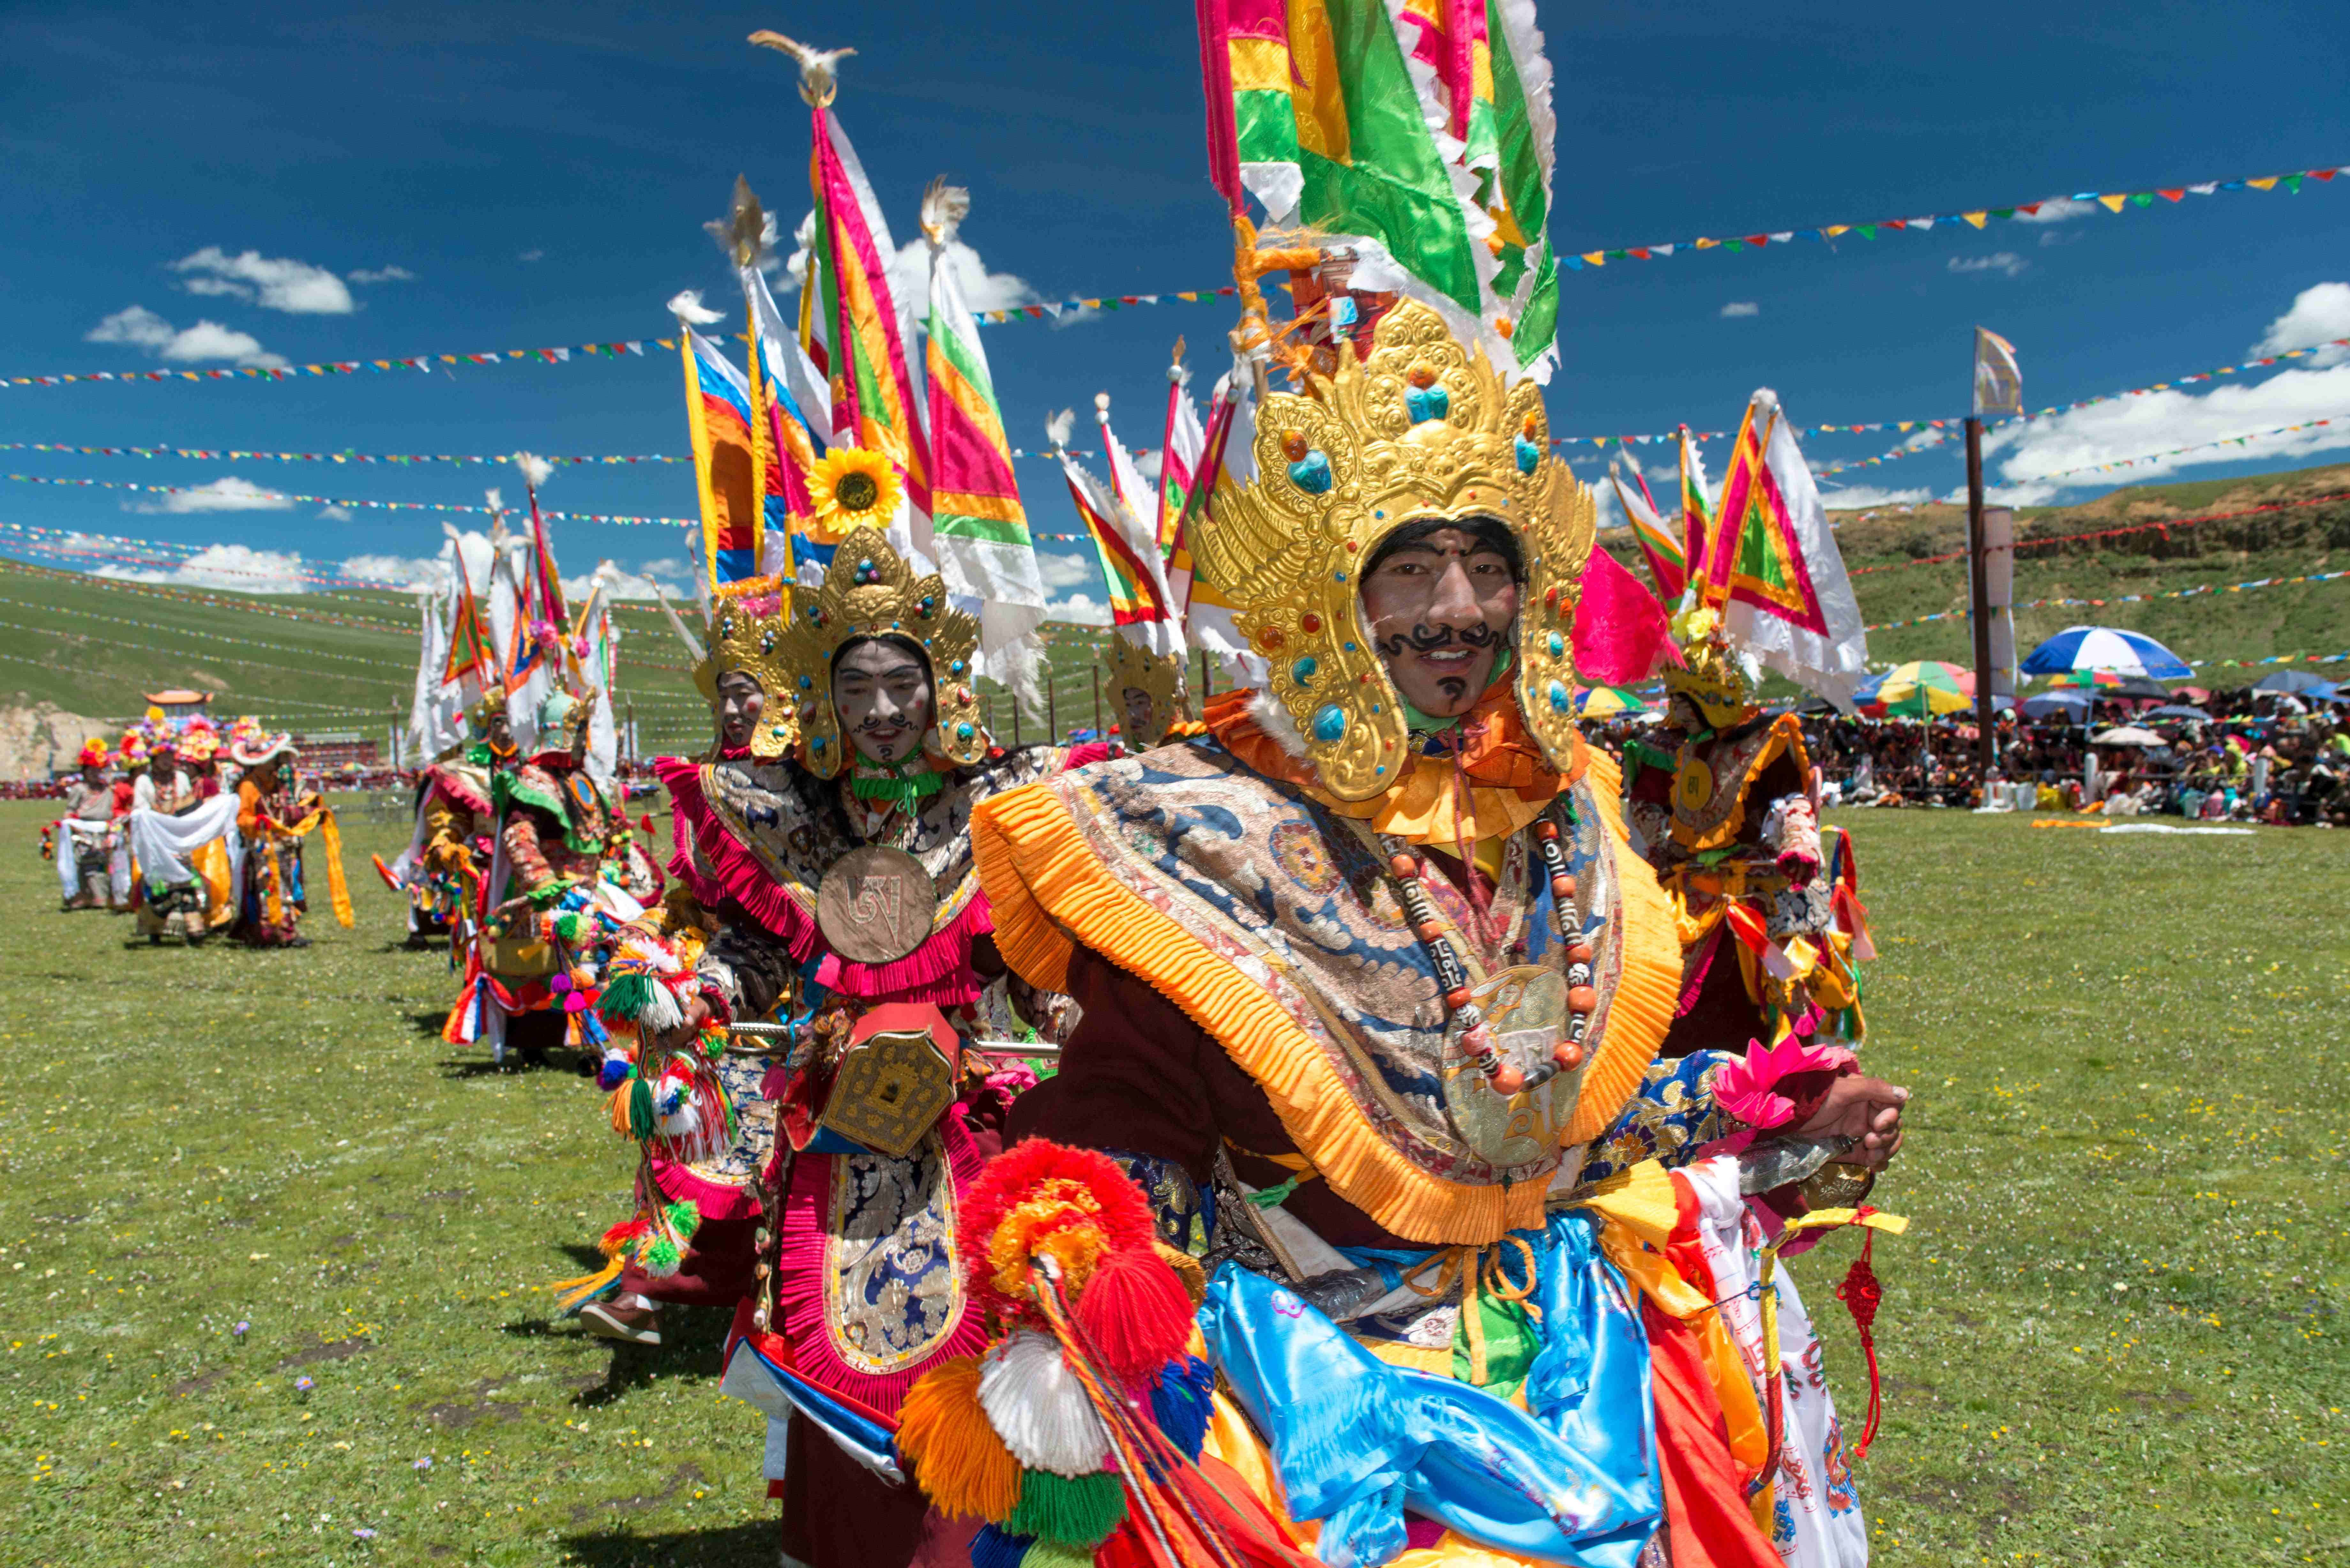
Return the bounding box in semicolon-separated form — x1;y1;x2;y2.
3;0;2347;611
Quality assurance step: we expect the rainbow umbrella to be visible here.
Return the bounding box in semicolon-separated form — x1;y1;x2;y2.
1868;661;1974;717
1576;685;1651;717
2046;669;2123;689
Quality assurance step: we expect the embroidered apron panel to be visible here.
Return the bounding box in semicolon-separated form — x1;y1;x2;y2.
1051;743;1634;1191
816;1130;967;1376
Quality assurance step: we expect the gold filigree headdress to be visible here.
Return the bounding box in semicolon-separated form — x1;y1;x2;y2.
695;596;799;758
777;526;985;778
1108;637;1188;749
1190;301;1596;802
1662;606;1756;731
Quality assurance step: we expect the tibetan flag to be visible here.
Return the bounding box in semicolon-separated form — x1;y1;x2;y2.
1678;425;1715;579
1157;358;1208;560
500;576;545;699
678;328;764;596
1057;449;1181;657
1701;391;1869;710
1609;456;1685;603
809;104;931;525
1178;357;1257;660
522;475;568;636
442;553;495;688
1197;0;1486;338
922;182;1048;656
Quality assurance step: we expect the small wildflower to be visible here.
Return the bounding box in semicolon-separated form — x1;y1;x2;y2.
294;1376;315;1392
233;1322;250;1337
353;1528;377;1540
413;1457;433;1471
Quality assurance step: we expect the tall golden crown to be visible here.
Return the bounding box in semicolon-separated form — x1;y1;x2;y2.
696;596;799;758
777;526;986;778
1191;301;1596;801
1107;637;1188;749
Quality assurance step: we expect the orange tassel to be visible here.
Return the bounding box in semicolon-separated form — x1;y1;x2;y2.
897;1356;1021;1521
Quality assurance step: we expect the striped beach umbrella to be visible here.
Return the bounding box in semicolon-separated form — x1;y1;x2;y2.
1577;685;1651;717
1867;660;1973;717
2020;624;2193;680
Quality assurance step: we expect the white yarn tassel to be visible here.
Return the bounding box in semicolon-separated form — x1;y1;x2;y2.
637;979;684;1034
976;1330;1109;1477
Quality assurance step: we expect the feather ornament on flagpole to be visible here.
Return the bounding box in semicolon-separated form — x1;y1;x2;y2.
747;28;856;106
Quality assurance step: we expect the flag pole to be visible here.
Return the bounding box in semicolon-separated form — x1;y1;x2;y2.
1964;416;1995;782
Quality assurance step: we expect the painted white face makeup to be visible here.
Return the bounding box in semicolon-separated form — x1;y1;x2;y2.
1358;523;1520;720
832;638;934;765
715;670;767;750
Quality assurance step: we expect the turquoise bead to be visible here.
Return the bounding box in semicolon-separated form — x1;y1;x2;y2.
1515;436;1542;474
1292;656;1317;685
1311;704;1346;743
1548;681;1570;712
1547;632;1565;659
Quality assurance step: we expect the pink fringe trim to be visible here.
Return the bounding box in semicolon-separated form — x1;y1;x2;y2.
773;1114;988;1418
428;769;490;818
659;754;993;1006
648;1154;764;1223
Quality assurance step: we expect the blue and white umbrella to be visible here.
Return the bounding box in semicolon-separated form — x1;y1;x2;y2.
2019;625;2193;681
2019;690;2093;720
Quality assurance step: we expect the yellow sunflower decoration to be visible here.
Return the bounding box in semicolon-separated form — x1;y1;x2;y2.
806;448;903;544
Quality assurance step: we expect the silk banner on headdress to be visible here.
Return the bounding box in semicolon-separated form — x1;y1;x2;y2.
924;205;1047;657
679;328;765;597
1678;426;1715;579
809;104;931;530
1610;455;1685;603
744;263;822;576
1700;391;1869;710
1058;449;1182;657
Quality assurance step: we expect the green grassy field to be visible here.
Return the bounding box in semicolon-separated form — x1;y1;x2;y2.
0;795;2342;1565
7;459;2347;764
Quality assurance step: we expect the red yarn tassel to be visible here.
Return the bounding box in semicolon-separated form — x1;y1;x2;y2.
1076;1247;1195;1382
1834;1226;1886;1461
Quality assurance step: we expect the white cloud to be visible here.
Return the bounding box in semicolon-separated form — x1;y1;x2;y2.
171;247;354;314
2011;197;2097;224
1985;361;2350;488
1719;301;1759;318
97;544;307;594
347;266;415;285
341;553;448;590
86;304;176;351
892;236;1040;315
1901;426;1950;452
518;249;546;263
1817;484;1934;510
1036;551;1099;592
1046;592;1112;626
1948;253;2027;279
317;505;352;522
130;475;294;514
85;304;283;367
2251;281;2350;368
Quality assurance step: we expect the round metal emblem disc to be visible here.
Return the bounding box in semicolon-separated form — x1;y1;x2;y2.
815;846;939;964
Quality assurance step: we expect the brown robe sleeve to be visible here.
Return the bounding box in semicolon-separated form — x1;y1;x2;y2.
1005;943;1418;1251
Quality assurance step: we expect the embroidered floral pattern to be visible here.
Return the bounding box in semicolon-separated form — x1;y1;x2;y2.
822;1133;967;1376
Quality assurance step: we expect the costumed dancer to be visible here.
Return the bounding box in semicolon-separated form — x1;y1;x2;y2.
388;694;511;950
596;523;1091;1568
1621;608;1873;1076
939;303;1911;1567
450;684;657;1063
54;739;121;911
228;723;351;948
1105;637;1200;756
132;721;208;944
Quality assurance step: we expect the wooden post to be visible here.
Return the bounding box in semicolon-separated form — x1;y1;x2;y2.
1198;648;1212;704
625;699;635;772
1012;683;1022;748
1965;417;1996;779
1047;674;1058;744
1092;667;1103;740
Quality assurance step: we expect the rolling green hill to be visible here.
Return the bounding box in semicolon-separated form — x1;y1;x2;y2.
5;459;2344;769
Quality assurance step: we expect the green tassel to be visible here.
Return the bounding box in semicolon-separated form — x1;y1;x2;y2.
663;1199;701;1241
598;972;653;1020
1020;1540;1092;1568
628;1076;656;1141
642;1235;681;1274
554;912;584;942
1005;1471;1125;1549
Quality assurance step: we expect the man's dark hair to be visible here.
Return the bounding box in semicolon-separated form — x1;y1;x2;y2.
1361;515;1523;584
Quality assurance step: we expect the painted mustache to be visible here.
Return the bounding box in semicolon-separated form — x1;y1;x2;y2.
1373;621;1504;658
